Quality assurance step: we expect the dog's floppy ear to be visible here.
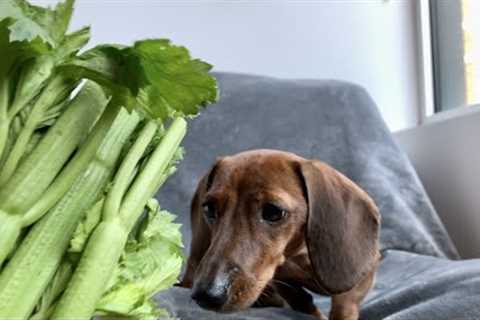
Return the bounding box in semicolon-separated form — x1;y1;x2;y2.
179;161;220;288
298;160;380;294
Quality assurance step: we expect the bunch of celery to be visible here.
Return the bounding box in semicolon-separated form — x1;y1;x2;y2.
0;0;217;319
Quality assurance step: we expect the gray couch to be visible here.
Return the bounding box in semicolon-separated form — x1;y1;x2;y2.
155;73;480;320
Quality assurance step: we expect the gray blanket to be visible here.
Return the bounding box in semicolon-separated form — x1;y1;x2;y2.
155;73;479;319
156;250;480;320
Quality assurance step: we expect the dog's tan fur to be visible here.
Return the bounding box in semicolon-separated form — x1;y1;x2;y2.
180;149;381;320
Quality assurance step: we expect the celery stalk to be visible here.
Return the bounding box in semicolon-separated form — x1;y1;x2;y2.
0;107;140;318
103;121;158;219
0;25;90;162
52;118;187;320
0;82;107;267
0;75;77;184
30;261;73;320
0;82;106;212
21;101;115;226
0;76;10;160
7;57;56;122
52;219;130;320
5;27;91;131
120;118;187;230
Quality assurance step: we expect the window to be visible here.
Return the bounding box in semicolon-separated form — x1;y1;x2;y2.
429;0;480;113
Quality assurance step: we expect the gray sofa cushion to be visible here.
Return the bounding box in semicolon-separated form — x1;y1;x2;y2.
156;72;458;259
156;250;480;320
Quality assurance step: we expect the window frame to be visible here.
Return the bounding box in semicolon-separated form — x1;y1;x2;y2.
417;0;477;124
416;0;436;123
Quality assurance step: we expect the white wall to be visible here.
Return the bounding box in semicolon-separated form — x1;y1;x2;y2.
33;0;420;132
395;106;480;258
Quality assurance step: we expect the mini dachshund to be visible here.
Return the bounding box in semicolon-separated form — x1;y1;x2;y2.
180;149;381;320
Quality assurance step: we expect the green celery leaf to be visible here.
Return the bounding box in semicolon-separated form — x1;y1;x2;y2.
0;1;86;113
138;199;183;251
54;26;90;60
96;199;183;319
0;12;89;126
0;19;32;79
132;39;218;118
0;0;74;48
96;301;171;320
60;39;218;120
9;26;91;118
59;44;145;110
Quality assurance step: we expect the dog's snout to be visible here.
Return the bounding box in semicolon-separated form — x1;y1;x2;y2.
191;285;228;310
191;276;229;310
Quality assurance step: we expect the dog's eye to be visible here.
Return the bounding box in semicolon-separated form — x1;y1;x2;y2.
261;203;287;224
202;202;217;223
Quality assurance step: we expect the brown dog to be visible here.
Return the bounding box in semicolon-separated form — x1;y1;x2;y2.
180;149;381;320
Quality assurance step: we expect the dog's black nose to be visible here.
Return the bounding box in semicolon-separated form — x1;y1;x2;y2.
191;282;228;310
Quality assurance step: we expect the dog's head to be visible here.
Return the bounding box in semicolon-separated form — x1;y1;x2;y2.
186;149;380;312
